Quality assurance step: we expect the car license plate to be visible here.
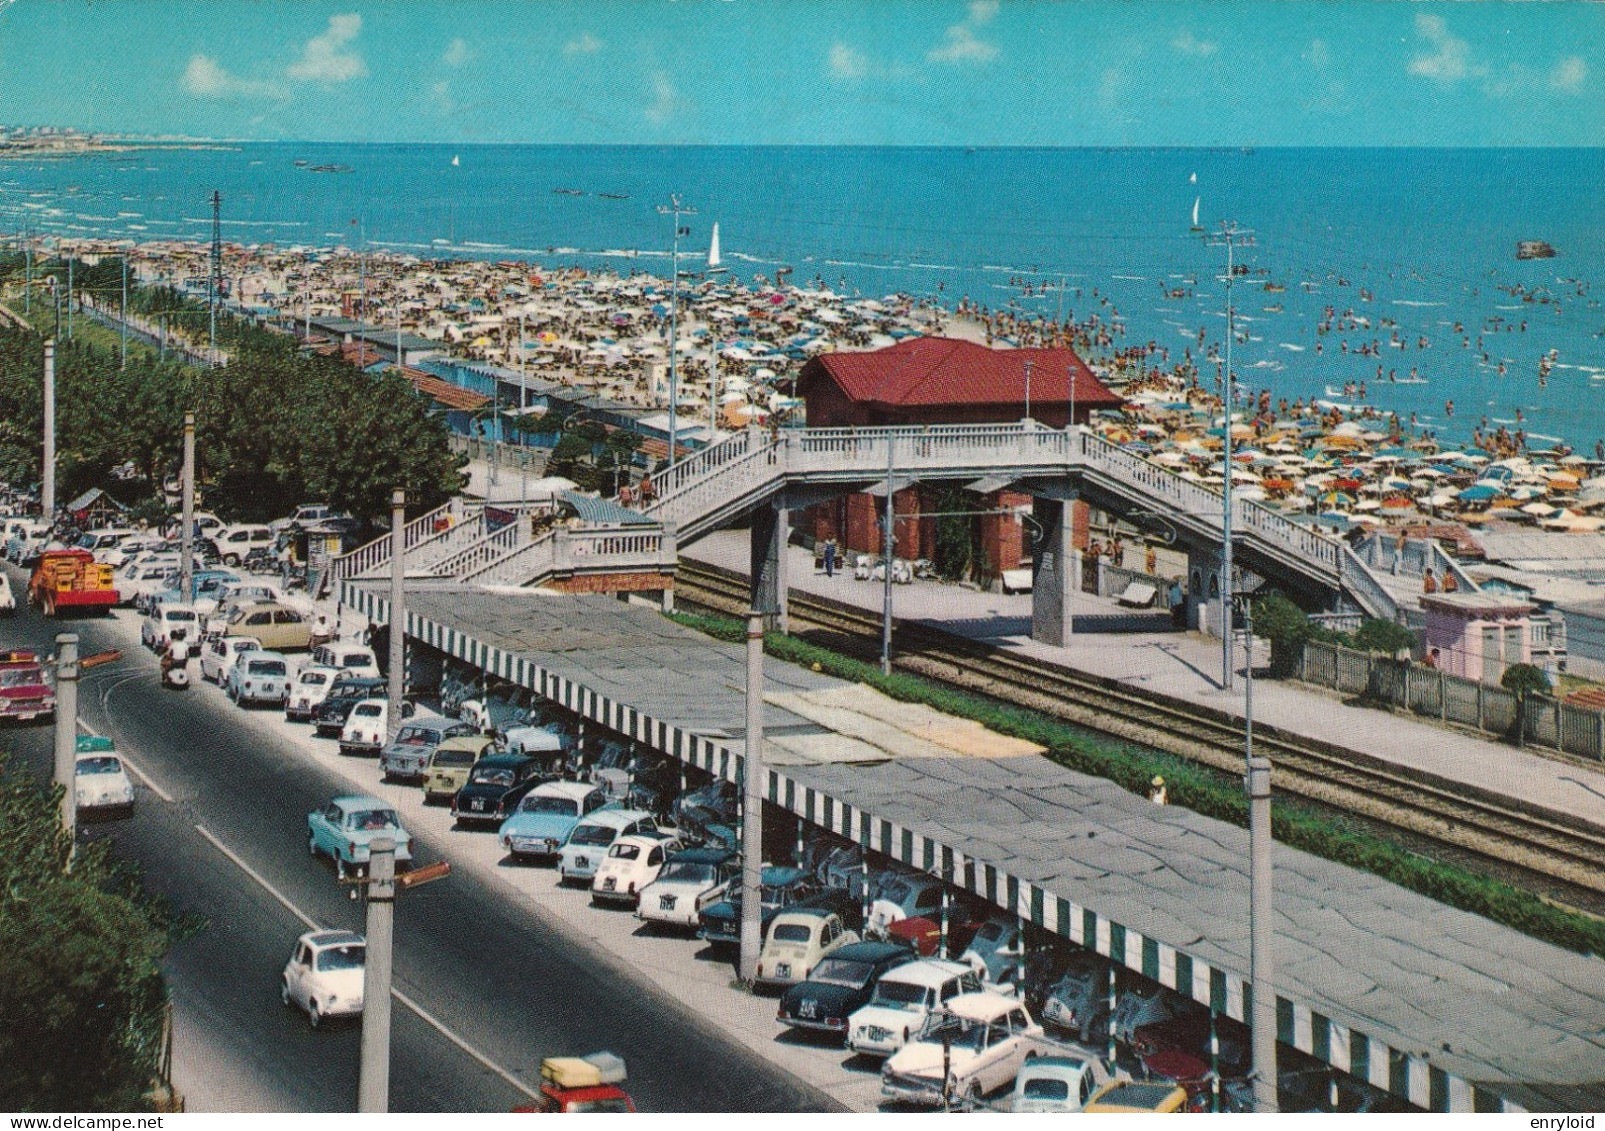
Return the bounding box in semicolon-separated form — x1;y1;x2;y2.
472;799;485;811
868;1026;890;1042
776;963;791;979
575;856;588;869
602;877;616;890
659;894;677;910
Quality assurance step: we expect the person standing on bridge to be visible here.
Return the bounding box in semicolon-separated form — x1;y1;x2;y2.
822;538;838;578
1169;578;1186;628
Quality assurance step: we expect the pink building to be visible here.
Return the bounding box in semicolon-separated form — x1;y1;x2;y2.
1421;593;1534;684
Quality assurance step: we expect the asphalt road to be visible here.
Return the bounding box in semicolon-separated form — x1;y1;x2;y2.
0;565;840;1113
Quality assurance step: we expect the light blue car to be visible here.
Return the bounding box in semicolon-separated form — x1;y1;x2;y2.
497;780;608;862
143;569;239;615
308;794;413;878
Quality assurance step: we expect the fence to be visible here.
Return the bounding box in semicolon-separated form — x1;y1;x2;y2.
1298;640;1605;761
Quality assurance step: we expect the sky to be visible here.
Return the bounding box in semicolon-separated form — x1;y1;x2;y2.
0;0;1601;147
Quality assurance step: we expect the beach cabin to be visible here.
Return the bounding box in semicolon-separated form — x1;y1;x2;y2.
1421;592;1535;685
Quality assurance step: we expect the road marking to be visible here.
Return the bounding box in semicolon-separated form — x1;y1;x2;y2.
87;676;176;802
193;822;540;1103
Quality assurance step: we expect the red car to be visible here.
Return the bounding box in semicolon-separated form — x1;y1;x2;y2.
1134;1010;1249;1107
885;910;986;958
515;1054;636;1114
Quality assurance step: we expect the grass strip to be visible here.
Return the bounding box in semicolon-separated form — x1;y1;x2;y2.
669;609;1605;957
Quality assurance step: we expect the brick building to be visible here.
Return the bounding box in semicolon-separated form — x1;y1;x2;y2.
796;338;1122;583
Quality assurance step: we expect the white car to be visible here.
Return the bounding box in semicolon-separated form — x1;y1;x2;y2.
116;556;178;607
635;847;739;929
754;909;860;987
881;992;1047;1107
1010;1055;1112;1114
200;635;261;685
75;750;136;816
310;641;381;682
0;571;14;616
280;929;366;1029
556;808;656;884
225;651;291;707
339;698;391;757
213;523;274;567
848;959;982;1059
286;664;340;722
590;833;681;907
1112;981;1192;1045
141;603;200;651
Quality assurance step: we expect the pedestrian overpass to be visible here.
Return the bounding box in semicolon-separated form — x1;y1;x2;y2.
337;423;1408;640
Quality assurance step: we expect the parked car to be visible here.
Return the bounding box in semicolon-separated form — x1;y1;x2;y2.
697;866;818;948
271;504;352;535
285;664;340;723
144;569;239;616
74;739;135;817
1082;1079;1189;1113
756;908;861;987
339;698;403;758
3;519;50;565
556;808;657;885
306;794;413;878
590;832;681;907
311;677;389;738
960;917;1026;988
867;872;947;936
280;929;365;1029
222;601;314;652
115;556;178;607
225;651;291;708
1041;950;1113;1043
499;716;569;762
0;572;15;616
1112;980;1194;1047
141;602;199;651
776;940;915;1038
1133;1009;1247;1084
379;715;477;782
75;527;137;559
497;779;608;861
635;846;740;930
848;959;983;1060
422;734;497;803
880;992;1047;1107
884;905;989;960
1010;1056;1113;1114
310;641;381;681
451;752;546;828
199;635;261;685
214;523;274;567
205;582;290;632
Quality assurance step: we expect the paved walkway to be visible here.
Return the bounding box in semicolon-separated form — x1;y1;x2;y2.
686;531;1605;833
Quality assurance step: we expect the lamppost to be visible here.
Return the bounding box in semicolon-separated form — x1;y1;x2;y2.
656;195;696;470
1235;596;1278;1113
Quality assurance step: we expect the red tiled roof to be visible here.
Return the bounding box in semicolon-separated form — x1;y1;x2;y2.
400;365;489;411
802;338;1121;409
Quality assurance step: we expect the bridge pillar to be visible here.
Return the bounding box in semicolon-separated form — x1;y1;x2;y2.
749;503;789;632
1187;544;1227;638
1030;496;1076;647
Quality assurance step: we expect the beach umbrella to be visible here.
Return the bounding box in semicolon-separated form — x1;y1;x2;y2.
1457;484;1500;502
1353;499;1382;512
1521;502;1561;517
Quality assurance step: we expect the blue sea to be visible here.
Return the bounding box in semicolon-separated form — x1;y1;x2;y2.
3;144;1603;450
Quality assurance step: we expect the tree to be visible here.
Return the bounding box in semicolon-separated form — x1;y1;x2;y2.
0;754;173;1111
1354;618;1417;658
1500;663;1552;748
1252;593;1313;678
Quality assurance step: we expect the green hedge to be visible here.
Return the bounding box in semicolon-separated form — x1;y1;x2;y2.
668;610;1605;957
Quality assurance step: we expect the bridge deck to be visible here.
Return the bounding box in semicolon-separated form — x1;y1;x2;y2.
346;579;1605;1113
687;531;1605;834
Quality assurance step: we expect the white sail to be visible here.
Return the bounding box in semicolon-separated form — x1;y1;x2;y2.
451;154;460;167
1189;171;1197;184
1192;196;1201;228
708;222;721;268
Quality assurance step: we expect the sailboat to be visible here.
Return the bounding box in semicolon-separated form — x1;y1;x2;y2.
451;154;460;167
707;221;727;274
1190;195;1204;233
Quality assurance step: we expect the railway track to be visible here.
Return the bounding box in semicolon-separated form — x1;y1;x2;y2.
677;559;1605;906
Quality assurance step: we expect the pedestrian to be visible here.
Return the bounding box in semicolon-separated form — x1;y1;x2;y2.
823;538;837;578
1443;570;1459;593
618;483;635;508
1423;567;1438;594
1423;647;1441;670
639;474;656;505
1145;544;1157;576
1110;536;1124;568
1088;539;1103;562
1168;578;1186;628
1148;776;1168;806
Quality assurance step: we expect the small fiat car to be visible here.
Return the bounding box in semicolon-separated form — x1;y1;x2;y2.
423;734;497;804
848;959;982;1059
556;809;656;885
755;908;860;987
636;846;740;930
280;929;366;1029
74;739;136;818
307;795;413;878
225;651;290;707
590;832;681;907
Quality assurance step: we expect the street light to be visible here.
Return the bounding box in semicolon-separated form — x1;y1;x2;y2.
656;195;696;470
1235;595;1278;1113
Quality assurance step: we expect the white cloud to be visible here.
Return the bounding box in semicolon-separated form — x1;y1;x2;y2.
1407;13;1482;82
287;13;368;84
564;32;603;55
829;43;868;79
1550;55;1586;93
644;71;685;125
1171;31;1217;57
443;37;469;67
928;2;999;65
182;54;285;99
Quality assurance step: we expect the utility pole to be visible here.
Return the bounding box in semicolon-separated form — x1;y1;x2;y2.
656;196;695;469
42;339;56;520
120;254;129;370
52;634;80;847
358;838;396;1113
1242;604;1278;1112
357;219;367;370
1209;222;1253;691
24;226;31;314
180;413;196;602
209;190;222;367
881;435;896;676
1022;357;1033;423
387;490;406;739
66;256;73;338
738;611;766;985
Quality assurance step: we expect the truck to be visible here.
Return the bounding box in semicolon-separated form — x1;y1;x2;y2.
0;650;55;723
29;548;119;616
514;1052;636;1113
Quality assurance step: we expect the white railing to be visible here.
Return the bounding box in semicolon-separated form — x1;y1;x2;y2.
651;429;759;500
436;519;527;579
645;442;787;534
463;523;678;586
334;500;457;580
1340;546;1401;622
